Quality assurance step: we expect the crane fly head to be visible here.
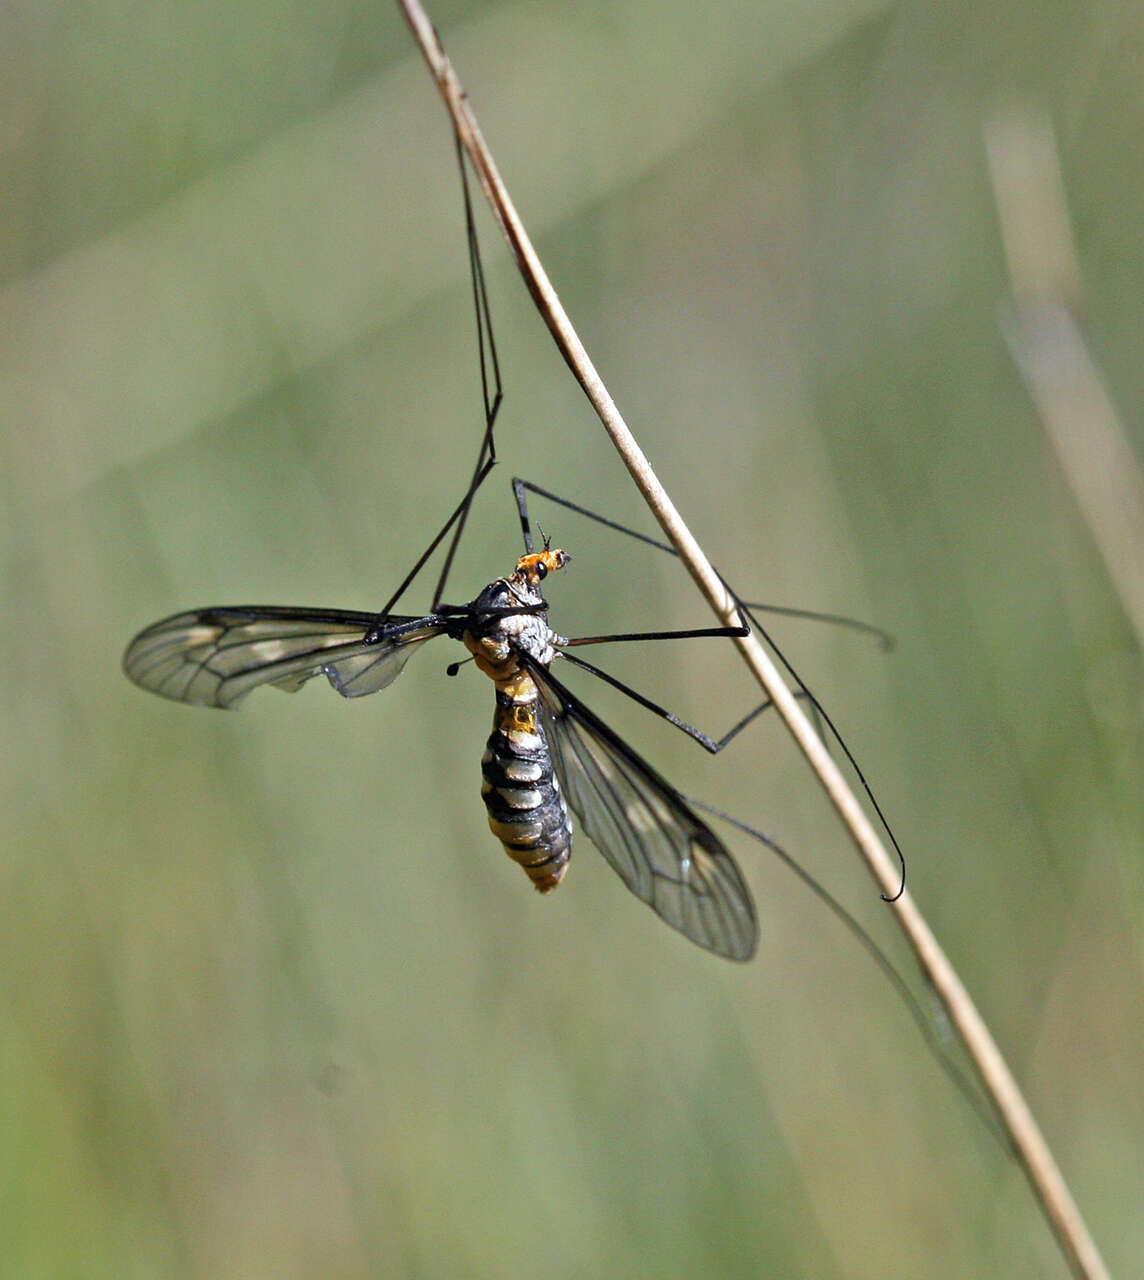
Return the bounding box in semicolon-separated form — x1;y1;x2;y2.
515;548;570;587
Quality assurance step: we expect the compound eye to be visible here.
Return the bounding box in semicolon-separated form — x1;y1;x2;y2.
534;561;548;581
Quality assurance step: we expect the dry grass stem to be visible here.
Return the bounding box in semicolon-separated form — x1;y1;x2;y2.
987;109;1144;652
397;4;1111;1276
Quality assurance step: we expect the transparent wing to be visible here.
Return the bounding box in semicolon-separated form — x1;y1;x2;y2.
527;658;758;961
123;606;446;709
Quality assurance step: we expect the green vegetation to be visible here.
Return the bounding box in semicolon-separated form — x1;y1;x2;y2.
2;2;1140;1275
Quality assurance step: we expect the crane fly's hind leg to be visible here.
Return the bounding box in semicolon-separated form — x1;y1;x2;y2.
511;475;901;889
511;476;834;755
511;477;892;647
556;648;826;756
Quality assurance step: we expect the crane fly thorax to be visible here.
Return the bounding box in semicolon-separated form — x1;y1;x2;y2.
461;547;571;684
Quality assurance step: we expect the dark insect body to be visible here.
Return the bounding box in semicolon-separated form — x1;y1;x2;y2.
467;550;575;892
123;545;759;961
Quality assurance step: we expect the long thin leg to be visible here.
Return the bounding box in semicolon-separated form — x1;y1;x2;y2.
513;475;537;554
375;133;510;620
374;454;495;619
513;477;893;646
515;473;905;897
515;475;813;753
561;627;829;754
558;649;822;755
430;131;505;609
736;600;905;899
564;626;746;646
520;484;968;1118
515;475;664;556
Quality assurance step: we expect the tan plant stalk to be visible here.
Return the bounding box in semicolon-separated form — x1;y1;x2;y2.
396;5;1110;1277
987;109;1144;652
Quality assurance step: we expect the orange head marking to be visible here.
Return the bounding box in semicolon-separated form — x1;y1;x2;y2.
515;548;570;586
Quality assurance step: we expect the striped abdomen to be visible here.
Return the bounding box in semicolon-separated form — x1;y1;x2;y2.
481;686;573;892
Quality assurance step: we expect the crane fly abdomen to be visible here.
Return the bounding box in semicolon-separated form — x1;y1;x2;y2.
480;687;573;892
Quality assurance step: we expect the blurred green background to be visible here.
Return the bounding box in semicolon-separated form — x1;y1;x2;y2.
3;1;1141;1276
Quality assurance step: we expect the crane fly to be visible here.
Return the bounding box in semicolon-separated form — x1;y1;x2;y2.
123;536;759;960
119;107;1019;1148
116;122;1003;1150
122;131;901;965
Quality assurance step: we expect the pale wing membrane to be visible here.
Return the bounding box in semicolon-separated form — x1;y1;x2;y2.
123;606;444;709
527;659;758;961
